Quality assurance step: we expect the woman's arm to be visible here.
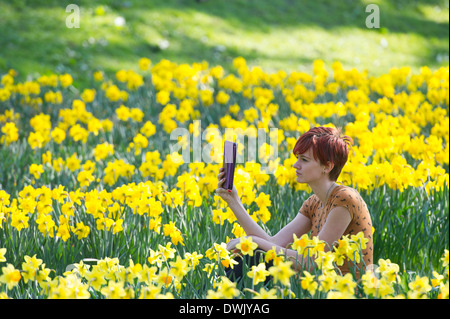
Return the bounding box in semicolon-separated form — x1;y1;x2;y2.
216;168;312;247
270;213;312;247
216;168;271;241
227;235;308;272
228;207;351;272
317;206;352;247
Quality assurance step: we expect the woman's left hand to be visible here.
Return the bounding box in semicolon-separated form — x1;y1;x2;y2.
216;167;240;205
226;238;241;252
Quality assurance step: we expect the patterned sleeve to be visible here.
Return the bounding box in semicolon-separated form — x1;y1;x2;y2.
299;195;315;219
329;188;361;221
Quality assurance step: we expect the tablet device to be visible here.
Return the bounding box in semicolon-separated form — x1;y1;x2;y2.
222;140;237;190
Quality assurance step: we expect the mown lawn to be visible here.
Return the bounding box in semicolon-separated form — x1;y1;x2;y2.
0;0;448;300
0;0;448;89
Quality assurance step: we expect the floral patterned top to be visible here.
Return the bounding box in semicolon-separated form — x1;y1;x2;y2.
299;185;374;275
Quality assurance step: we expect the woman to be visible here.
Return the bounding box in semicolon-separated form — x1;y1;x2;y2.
216;126;373;278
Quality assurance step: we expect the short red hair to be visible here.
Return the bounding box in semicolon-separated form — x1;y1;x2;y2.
293;126;353;181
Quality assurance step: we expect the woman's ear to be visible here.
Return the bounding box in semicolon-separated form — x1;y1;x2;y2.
324;161;335;174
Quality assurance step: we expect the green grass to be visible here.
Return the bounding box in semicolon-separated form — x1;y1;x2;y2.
0;0;448;89
1;65;448;278
0;0;448;299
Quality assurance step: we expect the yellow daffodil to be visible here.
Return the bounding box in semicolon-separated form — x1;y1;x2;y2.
236;237;258;256
0;264;21;290
301;271;318;295
0;248;6;262
269;260;295;286
253;287;278;299
247;262;270;285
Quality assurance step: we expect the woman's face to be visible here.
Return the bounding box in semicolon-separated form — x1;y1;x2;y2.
293;147;326;184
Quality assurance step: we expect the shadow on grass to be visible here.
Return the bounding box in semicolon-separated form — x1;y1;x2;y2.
8;0;448;37
0;0;448;88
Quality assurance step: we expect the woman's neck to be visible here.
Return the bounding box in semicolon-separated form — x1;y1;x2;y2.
309;179;338;206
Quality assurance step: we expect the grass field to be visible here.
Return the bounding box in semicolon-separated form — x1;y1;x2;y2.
0;0;448;300
0;56;448;298
0;0;448;89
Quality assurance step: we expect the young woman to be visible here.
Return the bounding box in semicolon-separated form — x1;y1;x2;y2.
216;126;373;277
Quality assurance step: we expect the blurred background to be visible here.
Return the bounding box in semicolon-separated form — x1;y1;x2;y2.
0;0;448;88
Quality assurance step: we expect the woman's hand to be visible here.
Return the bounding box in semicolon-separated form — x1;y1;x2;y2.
216;167;240;205
226;238;241;252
